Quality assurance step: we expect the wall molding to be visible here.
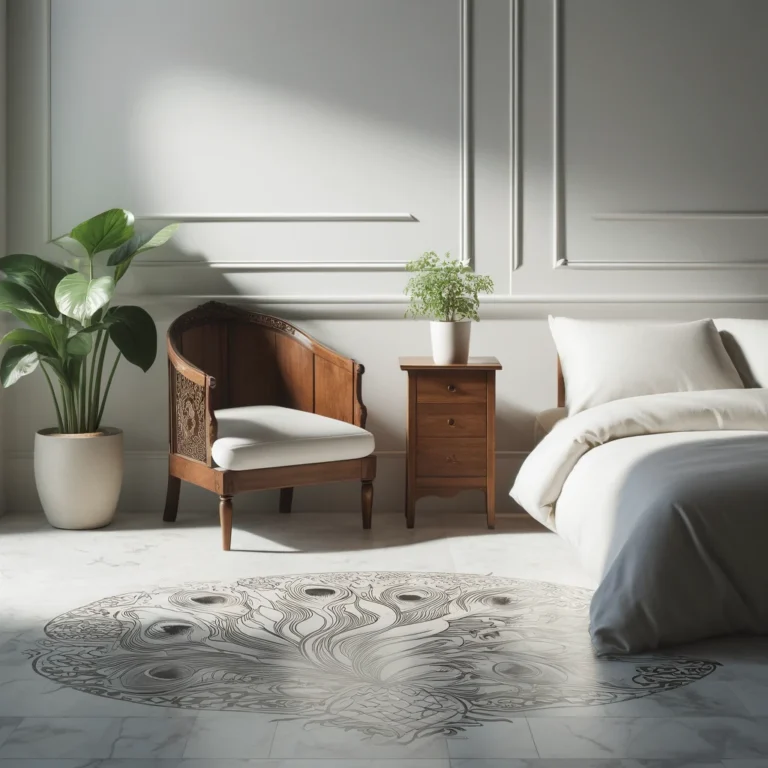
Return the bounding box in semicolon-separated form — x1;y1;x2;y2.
135;213;418;224
593;211;768;222
552;0;566;269
551;0;768;271
559;261;768;271
45;1;471;272
137;261;410;272
460;0;473;267
509;0;522;279
130;293;768;306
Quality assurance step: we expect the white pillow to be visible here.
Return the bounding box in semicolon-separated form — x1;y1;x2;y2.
549;317;744;415
714;318;768;388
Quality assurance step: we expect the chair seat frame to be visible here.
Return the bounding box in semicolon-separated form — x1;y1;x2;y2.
163;301;376;549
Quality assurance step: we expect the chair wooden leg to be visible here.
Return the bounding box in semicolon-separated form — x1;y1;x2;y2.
362;480;373;530
219;495;233;551
163;475;181;522
361;455;376;530
279;487;293;514
361;481;373;529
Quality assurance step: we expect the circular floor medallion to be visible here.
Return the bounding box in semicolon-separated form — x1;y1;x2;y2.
30;572;717;741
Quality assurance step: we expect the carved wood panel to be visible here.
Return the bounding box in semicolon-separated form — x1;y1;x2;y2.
173;370;207;463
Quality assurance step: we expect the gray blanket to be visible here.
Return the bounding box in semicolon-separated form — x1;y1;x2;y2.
590;434;768;654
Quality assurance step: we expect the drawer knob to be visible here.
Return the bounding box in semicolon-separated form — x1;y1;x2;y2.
447;384;457;393
447;418;456;426
446;454;459;463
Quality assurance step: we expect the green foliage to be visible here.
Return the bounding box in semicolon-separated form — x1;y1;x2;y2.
0;209;179;433
404;251;494;322
55;274;115;324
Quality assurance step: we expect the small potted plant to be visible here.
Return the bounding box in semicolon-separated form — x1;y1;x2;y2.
0;208;178;529
404;251;494;364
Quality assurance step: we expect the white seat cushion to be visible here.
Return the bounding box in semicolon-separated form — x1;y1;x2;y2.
211;405;375;471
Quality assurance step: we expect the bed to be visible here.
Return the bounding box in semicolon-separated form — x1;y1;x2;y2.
511;318;768;655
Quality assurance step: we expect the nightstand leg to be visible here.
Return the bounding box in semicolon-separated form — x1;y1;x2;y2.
486;486;496;530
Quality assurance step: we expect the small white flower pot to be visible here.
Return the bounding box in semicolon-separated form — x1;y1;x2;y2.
430;320;472;365
34;427;123;529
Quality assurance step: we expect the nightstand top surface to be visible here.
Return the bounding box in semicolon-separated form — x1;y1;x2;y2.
399;356;501;371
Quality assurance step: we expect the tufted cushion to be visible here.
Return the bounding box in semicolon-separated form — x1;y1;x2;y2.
211;405;375;472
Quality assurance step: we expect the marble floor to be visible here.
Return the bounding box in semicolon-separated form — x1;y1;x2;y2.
1;505;768;768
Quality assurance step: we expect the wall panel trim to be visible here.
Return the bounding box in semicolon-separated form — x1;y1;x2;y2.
131;293;768;306
552;0;566;269
551;0;768;271
46;0;472;272
509;0;522;279
593;211;768;222
560;261;768;271
134;261;410;272
135;213;418;224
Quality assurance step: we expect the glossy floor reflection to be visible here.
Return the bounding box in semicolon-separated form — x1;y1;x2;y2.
1;506;767;767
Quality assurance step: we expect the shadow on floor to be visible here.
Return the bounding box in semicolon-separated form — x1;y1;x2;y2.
0;506;549;554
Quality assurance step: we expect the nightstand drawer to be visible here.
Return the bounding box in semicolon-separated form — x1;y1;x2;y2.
416;437;486;477
416;371;487;403
417;403;486;438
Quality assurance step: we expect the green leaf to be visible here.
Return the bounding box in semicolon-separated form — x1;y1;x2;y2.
0;254;69;316
49;322;69;352
0;346;39;387
108;223;179;282
51;236;89;261
404;251;494;322
0;329;57;358
77;321;115;334
54;274;115;324
0;281;45;315
69;209;135;257
11;310;54;337
65;332;93;357
107;305;157;372
108;223;178;266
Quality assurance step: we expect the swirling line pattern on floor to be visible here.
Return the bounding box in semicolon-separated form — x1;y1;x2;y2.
29;571;717;742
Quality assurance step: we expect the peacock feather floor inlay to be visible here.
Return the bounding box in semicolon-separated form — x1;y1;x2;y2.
29;571;717;741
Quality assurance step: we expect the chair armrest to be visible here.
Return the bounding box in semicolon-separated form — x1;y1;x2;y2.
167;335;218;466
353;361;367;429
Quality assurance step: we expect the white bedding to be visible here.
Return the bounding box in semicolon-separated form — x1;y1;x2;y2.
555;429;759;581
511;389;768;653
512;388;768;531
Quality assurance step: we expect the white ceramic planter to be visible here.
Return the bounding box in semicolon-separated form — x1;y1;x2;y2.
430;320;472;365
34;428;123;529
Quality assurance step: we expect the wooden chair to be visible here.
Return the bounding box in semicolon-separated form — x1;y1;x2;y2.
163;301;376;549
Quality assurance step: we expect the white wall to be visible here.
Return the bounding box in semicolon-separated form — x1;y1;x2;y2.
4;0;768;518
0;0;6;516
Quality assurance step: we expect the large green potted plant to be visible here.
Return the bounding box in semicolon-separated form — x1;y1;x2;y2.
0;208;178;529
405;251;494;364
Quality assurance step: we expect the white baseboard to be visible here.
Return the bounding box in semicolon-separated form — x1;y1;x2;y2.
4;451;529;517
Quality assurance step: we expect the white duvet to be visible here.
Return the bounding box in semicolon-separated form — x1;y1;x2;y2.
511;389;768;653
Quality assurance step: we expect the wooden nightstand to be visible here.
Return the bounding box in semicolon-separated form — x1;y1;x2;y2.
399;356;502;529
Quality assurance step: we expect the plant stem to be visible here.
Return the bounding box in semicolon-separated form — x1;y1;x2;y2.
92;332;110;430
59;382;70;433
41;364;64;433
96;352;121;430
87;332;104;430
78;360;87;432
65;385;77;435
